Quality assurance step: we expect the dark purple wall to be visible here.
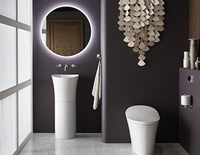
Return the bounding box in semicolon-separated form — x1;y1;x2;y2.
33;0;101;133
101;0;189;142
34;0;189;143
179;68;200;154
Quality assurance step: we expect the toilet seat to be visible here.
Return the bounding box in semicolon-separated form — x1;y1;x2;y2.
126;105;160;125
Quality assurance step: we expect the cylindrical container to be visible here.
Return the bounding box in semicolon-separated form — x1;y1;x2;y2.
183;59;190;68
184;51;190;58
181;94;191;108
189;38;199;69
195;57;200;70
183;51;190;68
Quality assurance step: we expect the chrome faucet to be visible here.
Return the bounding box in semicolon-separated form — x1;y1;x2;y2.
56;64;62;68
64;64;68;71
71;64;77;68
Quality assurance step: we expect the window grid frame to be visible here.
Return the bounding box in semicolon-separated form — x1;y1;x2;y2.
0;0;33;154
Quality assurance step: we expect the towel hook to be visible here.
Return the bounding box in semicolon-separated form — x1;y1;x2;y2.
96;54;101;59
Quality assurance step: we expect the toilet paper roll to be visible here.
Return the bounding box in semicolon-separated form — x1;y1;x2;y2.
183;59;190;68
181;95;191;107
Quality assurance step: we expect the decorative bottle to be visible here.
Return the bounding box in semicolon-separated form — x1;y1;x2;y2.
195;57;200;70
183;51;190;68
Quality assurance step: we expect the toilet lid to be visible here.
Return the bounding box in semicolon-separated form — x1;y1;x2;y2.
125;105;160;125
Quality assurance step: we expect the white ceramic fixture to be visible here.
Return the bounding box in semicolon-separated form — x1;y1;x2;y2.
125;105;160;155
52;74;79;139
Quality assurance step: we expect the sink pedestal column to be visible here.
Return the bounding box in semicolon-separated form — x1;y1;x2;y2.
55;101;76;139
52;74;79;139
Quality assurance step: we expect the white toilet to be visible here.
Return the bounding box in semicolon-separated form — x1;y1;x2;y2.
125;105;160;155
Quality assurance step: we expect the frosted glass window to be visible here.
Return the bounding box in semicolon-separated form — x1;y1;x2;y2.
0;0;16;20
41;19;46;44
0;24;16;92
42;33;46;44
18;0;31;25
18;86;32;145
18;29;31;83
0;93;17;155
42;18;46;30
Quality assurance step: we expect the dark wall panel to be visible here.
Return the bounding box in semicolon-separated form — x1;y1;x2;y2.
102;0;189;143
179;1;200;153
179;68;200;154
33;0;101;133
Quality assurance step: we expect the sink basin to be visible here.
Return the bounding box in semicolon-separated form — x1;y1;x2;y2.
52;74;79;102
52;74;79;78
51;74;79;139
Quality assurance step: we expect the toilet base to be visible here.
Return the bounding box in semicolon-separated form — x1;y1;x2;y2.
127;118;158;155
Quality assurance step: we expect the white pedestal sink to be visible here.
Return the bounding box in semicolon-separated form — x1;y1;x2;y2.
52;74;79;139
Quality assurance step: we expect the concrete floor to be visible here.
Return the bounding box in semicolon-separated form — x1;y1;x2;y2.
19;133;189;155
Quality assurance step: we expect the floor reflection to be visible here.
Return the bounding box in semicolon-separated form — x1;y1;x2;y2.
20;133;188;155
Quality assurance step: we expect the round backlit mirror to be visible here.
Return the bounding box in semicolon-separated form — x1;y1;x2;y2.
41;6;91;57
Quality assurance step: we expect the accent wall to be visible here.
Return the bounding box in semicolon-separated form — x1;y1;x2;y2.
101;0;189;142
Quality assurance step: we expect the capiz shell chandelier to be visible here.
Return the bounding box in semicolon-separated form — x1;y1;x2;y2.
118;0;165;66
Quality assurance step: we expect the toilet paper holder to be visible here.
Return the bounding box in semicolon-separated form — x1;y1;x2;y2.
181;94;192;108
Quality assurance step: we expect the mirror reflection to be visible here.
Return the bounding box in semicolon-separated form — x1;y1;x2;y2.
41;7;91;56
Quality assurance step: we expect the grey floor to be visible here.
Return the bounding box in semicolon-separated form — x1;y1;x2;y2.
20;133;189;155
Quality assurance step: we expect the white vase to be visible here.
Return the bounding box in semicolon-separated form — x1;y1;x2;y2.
183;51;190;68
189;38;199;69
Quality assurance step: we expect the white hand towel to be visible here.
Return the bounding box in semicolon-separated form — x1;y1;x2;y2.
92;61;102;110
